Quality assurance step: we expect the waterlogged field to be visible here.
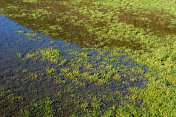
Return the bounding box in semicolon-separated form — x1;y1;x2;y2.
0;0;176;116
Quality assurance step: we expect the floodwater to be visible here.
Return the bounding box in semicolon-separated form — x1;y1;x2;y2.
0;14;80;73
0;14;83;115
0;14;148;116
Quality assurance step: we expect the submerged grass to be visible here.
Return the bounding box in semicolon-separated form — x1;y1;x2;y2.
0;0;176;116
21;47;148;116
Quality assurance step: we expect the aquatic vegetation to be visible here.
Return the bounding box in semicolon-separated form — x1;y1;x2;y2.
86;64;94;70
17;31;24;34
80;52;89;59
39;48;61;64
113;74;121;81
59;59;68;66
1;0;176;116
49;41;55;44
17;31;43;42
21;98;55;117
25;52;39;60
22;69;28;73
27;72;41;80
46;68;57;75
61;68;70;74
17;53;22;58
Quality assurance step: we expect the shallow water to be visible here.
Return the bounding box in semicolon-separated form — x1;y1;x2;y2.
0;14;148;116
0;14;84;115
0;14;81;73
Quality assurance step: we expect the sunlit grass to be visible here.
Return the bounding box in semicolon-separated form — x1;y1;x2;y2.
22;0;38;3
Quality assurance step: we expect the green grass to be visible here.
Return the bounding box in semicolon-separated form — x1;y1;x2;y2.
22;0;38;3
0;0;176;116
46;68;57;75
21;47;148;116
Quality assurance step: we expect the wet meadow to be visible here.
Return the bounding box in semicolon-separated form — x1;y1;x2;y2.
0;0;176;116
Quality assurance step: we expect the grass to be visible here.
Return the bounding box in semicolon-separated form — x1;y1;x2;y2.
21;47;148;116
17;31;43;42
22;0;38;3
46;68;57;75
17;53;22;58
40;48;61;64
0;0;176;116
